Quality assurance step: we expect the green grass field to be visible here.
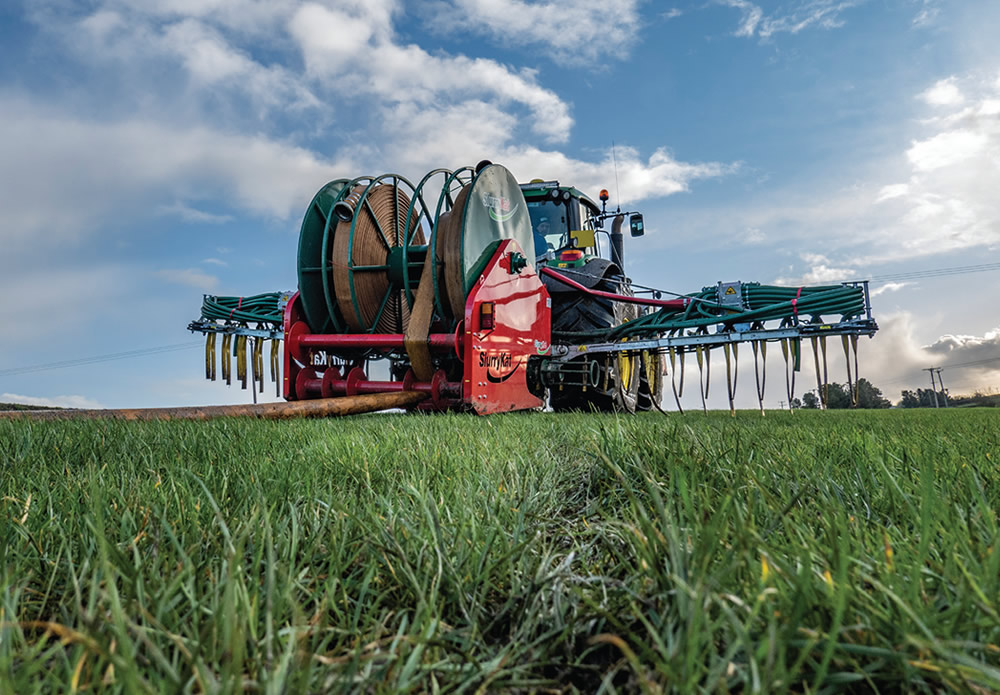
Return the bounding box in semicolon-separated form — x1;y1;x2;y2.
1;410;999;693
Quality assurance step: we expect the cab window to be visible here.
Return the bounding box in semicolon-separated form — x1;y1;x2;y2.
527;199;568;256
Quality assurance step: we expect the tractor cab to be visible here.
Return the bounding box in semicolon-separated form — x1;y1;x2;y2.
519;180;602;264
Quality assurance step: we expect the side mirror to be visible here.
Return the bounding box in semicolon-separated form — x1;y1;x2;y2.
629;213;644;237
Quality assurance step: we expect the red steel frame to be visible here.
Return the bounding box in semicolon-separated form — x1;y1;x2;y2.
462;239;550;414
281;238;550;414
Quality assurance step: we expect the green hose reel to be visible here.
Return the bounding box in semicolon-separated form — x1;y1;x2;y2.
294;163;534;335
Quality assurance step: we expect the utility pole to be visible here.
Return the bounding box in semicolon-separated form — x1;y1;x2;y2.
934;367;949;407
923;367;940;408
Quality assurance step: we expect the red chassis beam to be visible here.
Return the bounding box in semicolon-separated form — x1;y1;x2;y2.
295;365;461;403
286;322;460;363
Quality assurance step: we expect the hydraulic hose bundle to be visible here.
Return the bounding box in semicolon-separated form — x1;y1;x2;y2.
542;271;876;415
552;283;867;342
198;292;286;325
189;292;290;398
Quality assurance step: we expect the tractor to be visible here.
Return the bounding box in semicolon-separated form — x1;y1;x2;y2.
520;179;657;412
186;161;878;418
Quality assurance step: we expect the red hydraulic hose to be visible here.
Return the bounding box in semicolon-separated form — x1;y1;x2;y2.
540;266;689;309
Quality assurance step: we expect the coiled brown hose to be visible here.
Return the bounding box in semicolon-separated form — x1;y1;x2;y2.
332;184;423;333
435;184;471;320
405;182;470;377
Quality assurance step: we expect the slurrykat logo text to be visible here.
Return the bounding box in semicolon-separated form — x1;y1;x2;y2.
479;350;519;383
481;193;517;222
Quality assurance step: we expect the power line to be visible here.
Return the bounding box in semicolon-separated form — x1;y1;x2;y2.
878;355;1000;387
858;262;1000;285
0;342;202;377
770;260;1000;292
939;355;1000;370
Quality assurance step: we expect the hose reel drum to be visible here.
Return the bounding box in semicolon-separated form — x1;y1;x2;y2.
296;163;534;343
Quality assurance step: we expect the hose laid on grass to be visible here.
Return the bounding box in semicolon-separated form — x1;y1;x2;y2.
0;391;428;421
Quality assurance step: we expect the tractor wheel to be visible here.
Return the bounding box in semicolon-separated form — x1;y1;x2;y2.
637;350;665;412
549;302;640;413
610;351;640;413
545;261;643;413
547;276;617;334
610;301;640;413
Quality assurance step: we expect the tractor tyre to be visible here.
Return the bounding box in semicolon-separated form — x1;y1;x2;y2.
610;302;640;413
547;273;640;413
547;261;618;412
546;278;617;335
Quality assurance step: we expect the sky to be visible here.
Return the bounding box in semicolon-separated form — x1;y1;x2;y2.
1;0;999;410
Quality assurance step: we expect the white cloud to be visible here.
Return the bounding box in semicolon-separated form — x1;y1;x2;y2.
920;78;964;106
754;71;1000;278
855;314;1000;398
911;0;940;28
869;75;1000;259
157;268;220;290
870;281;911;296
157;202;234;224
776;256;858;285
422;0;642;64
288;2;573;143
90;0;298;32
925;327;1000;366
288;3;379;74
0;97;350;246
858;313;935;392
1;393;104;409
8;0;732;231
202;257;229;266
497;145;736;206
67;7;320;117
906;130;988;171
912;9;938;27
721;0;763;37
80;9;125;38
719;0;860;39
42;0;576;145
378;100;519;172
875;183;909;202
0;93;729;264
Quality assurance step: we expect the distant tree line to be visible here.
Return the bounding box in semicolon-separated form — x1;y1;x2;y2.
799;378;891;409
0;402;56;411
899;388;1000;408
898;389;948;408
789;379;999;409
